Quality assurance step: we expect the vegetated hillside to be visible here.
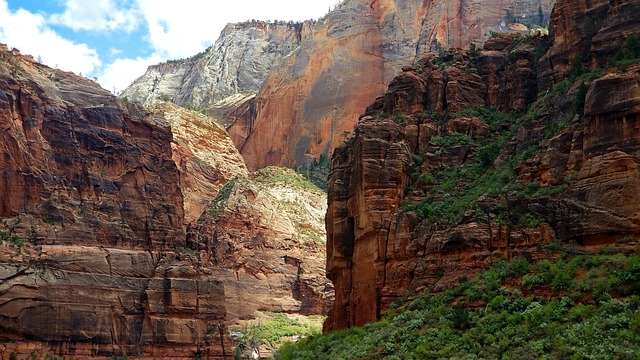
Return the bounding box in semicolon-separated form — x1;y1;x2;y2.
278;2;640;356
324;0;640;332
0;44;332;360
278;250;640;359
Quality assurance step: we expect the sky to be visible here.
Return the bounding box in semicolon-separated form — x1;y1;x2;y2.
0;0;341;94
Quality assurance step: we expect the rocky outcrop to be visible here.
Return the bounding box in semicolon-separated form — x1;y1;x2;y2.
190;168;333;324
121;21;313;110
0;46;331;359
0;46;232;359
233;0;555;169
538;0;640;89
148;102;248;224
325;34;547;329
325;0;640;330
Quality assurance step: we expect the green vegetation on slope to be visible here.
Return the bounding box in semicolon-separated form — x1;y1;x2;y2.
234;313;323;359
255;166;324;194
403;35;640;228
276;250;640;359
294;153;331;191
403;104;553;226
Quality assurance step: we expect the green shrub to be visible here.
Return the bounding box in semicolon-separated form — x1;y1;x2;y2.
431;133;473;148
276;254;640;359
619;34;640;60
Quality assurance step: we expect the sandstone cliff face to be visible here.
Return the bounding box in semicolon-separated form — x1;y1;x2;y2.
0;47;331;359
190;168;332;324
121;21;313;110
325;0;640;330
148;102;248;224
233;0;555;169
0;47;232;359
538;0;640;89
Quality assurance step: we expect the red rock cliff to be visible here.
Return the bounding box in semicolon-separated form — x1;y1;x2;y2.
0;47;332;360
325;0;640;330
538;0;640;88
0;47;233;359
232;0;555;169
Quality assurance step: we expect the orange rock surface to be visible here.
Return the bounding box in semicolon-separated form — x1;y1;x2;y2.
232;0;554;169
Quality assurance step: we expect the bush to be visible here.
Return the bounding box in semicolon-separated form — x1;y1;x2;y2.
277;254;640;359
619;34;640;60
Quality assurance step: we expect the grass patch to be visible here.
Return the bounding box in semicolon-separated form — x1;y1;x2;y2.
256;166;323;194
197;178;237;223
237;313;323;352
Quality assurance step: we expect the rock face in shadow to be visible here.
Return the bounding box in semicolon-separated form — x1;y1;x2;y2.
538;0;640;89
324;0;640;330
0;46;331;359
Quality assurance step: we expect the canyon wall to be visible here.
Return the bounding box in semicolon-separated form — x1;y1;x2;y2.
0;47;232;359
0;46;331;359
124;1;554;171
121;21;313;110
232;0;555;169
325;0;640;330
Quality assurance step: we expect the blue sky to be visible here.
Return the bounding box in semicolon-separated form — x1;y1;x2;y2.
0;0;340;93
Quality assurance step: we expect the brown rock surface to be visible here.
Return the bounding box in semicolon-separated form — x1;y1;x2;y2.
361;35;543;119
190;168;333;323
0;46;232;359
0;46;332;359
538;0;640;90
232;0;554;170
325;0;640;330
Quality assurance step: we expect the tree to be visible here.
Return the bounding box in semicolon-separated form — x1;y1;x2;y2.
538;5;544;26
620;34;640;60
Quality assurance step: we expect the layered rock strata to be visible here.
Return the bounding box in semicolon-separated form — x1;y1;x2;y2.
325;0;640;330
0;46;331;359
0;47;232;359
120;21;313;110
231;0;555;169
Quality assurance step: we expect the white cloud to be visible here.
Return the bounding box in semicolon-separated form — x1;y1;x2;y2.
97;54;162;94
0;0;100;75
0;0;343;94
49;0;138;32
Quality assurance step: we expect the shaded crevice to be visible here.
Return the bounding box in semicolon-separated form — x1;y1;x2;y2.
442;71;449;112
